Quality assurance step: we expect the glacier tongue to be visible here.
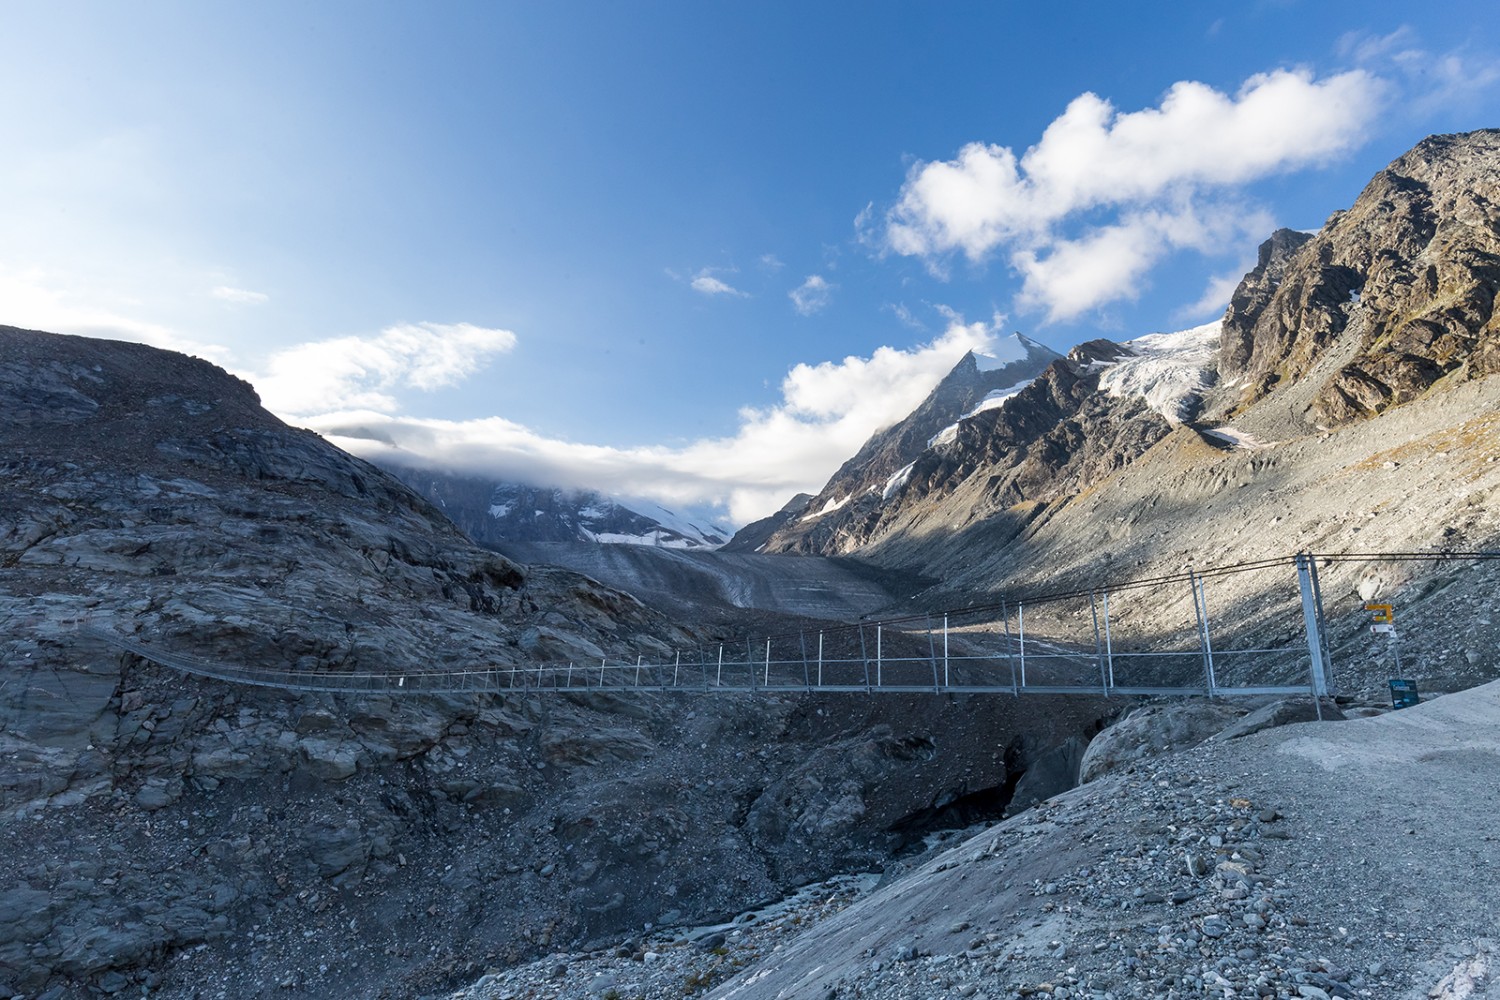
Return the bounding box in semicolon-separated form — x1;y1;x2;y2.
1098;320;1221;424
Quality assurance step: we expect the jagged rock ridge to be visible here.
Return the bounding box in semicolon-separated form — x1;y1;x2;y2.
751;333;1067;554
1220;129;1500;426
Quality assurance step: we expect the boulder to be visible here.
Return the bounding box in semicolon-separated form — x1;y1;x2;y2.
1079;701;1247;783
1213;698;1345;741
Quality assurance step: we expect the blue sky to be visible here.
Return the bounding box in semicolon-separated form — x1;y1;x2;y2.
3;2;1497;522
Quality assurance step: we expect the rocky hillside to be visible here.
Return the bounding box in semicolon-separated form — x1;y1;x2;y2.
388;470;730;549
0;326;1112;1000
448;682;1500;1000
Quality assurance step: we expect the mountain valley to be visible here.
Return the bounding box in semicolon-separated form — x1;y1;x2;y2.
2;128;1499;1000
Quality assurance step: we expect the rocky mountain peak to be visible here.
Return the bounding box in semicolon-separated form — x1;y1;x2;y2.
1217;128;1500;425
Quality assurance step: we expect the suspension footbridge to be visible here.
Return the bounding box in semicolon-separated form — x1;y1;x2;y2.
81;551;1495;703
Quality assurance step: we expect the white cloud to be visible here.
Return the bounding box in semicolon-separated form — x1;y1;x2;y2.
758;253;785;272
688;269;748;297
789;274;834;315
1176;266;1252;322
0;262;233;362
300;314;1002;524
883;67;1384;320
254;322;516;416
1339;27;1500;115
1012;202;1274;322
211;285;269;305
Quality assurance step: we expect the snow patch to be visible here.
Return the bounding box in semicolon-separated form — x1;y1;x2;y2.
964;380;1033;418
928;423;959;449
1202;427;1274;451
800;494;851;521
1098;320;1221;424
882;463;915;500
487;502;513;519
585;531;698;549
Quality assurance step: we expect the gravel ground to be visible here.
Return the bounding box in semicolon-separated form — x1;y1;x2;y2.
444;682;1500;1000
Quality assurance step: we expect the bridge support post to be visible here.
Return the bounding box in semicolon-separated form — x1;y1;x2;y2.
1101;591;1115;692
926;615;940;693
1295;553;1332;712
1018;603;1026;690
1089;591;1106;695
876;626;883;689
942;615;949;690
1001;599;1017;695
1189;571;1217;696
817;632;824;688
858;625;871;692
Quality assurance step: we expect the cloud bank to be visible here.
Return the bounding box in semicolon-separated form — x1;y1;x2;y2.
258;322;517;416
883;68;1384;322
301;313;1002;523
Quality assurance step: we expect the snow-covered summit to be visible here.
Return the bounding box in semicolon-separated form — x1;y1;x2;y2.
971;332;1049;372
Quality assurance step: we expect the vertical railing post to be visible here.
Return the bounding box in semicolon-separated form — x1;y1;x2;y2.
716;646;724;688
817;631;824;688
876;625;883;689
635;654;642;688
799;632;811;692
764;637;771;688
673;651;680;688
600;657;606;688
1296;553;1330;715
